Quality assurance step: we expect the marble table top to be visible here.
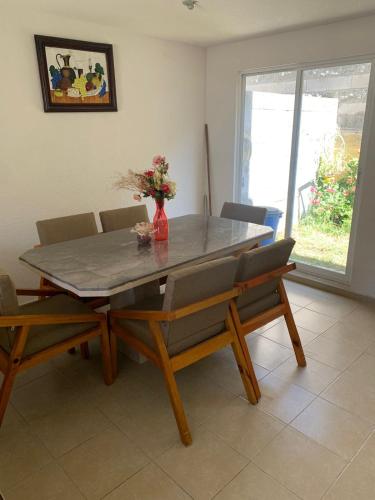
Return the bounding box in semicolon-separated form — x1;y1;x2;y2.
20;215;273;297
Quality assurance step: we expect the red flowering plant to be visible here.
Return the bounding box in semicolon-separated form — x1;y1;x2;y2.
305;157;358;232
114;155;176;202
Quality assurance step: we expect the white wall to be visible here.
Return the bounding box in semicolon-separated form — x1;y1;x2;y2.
0;6;206;286
206;16;375;298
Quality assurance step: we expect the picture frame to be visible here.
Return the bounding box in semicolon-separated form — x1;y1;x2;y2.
34;35;118;112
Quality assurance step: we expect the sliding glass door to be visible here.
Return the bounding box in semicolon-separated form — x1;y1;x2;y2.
239;60;373;279
240;71;297;237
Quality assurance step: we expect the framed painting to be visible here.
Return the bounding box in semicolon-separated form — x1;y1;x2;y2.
34;35;117;112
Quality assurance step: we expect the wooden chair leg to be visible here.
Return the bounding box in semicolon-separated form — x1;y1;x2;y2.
229;301;261;400
99;320;113;385
149;321;192;446
226;314;258;404
79;342;90;360
109;322;118;379
278;281;306;367
0;365;19;426
0;326;29;426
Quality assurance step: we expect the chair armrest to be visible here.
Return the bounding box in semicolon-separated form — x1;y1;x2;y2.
235;262;296;291
16;288;65;297
0;312;105;328
110;288;240;323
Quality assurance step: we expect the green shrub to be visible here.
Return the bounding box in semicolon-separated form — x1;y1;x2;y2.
302;157;358;234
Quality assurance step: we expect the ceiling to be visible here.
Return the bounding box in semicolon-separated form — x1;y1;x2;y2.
8;0;375;46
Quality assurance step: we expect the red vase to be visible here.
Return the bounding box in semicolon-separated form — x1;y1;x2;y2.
153;199;169;241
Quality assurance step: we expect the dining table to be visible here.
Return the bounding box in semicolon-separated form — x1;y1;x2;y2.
20;214;273;297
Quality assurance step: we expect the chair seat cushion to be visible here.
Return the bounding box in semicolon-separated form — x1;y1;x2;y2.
116;294;226;356
0;294;98;357
237;292;281;323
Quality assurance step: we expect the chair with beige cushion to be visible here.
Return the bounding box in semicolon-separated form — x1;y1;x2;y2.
0;269;113;426
99;205;149;233
229;238;306;399
36;212;98;245
221;202;267;225
109;257;258;446
35;212;103;357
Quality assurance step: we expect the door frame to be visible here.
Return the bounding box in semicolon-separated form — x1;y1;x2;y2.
235;54;375;286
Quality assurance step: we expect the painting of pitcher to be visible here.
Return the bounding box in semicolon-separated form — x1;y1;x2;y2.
35;35;117;112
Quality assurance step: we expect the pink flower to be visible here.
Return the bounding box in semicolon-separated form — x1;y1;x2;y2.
161;183;170;194
133;194;141;202
310;186;317;193
144;170;154;177
311;198;320;205
152;155;165;166
343;191;349;197
326;187;335;193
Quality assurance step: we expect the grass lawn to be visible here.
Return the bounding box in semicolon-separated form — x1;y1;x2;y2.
287;224;350;273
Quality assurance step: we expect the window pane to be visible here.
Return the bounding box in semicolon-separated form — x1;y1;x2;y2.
291;63;371;273
240;71;297;237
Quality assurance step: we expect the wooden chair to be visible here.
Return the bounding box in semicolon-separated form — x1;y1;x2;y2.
35;212;106;356
229;238;306;399
99;205;149;233
109;257;258;446
0;269;113;426
221;202;267;225
36;212;98;245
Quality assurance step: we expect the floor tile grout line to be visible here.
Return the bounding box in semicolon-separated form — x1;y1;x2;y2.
320;428;375;499
304;299;361;318
285;390;375;462
2;460;54;496
195;420;253;462
2;459;85;499
11;367;58;393
210;460;254;500
285;416;350;462
147;460;194;499
248;461;305;500
268;355;343;396
154;423;253;499
53;419;119;463
250;424;347;500
153;427;244;500
56;419;151;500
99;461;152;500
318;346;374;406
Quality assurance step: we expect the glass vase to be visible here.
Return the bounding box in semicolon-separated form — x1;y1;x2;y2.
153;199;169;241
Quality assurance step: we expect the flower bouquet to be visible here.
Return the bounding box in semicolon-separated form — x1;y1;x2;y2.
131;222;155;246
115;155;176;240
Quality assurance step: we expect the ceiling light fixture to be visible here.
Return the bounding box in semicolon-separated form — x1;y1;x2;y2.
182;0;199;10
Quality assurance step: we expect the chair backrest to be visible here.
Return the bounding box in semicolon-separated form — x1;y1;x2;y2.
0;269;19;352
162;256;238;355
221;202;267;225
0;269;19;316
235;238;295;312
99;205;149;232
36;213;98;245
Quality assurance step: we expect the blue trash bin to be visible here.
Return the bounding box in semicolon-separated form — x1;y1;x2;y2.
261;207;283;246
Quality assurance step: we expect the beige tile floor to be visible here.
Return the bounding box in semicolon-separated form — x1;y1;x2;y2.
1;280;375;499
